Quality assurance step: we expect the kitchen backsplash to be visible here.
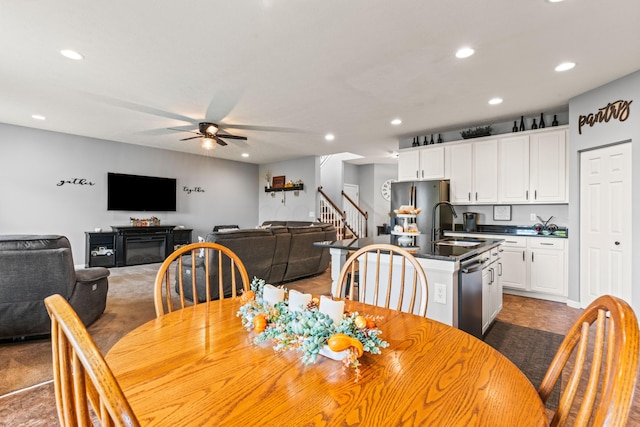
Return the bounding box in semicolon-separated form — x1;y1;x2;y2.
451;204;568;228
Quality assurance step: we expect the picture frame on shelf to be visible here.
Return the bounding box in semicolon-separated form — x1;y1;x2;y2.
493;205;512;221
272;176;286;188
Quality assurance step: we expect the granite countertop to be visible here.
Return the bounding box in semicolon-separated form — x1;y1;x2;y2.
449;224;568;238
314;235;503;263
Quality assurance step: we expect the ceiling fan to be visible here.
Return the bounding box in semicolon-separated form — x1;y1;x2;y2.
171;122;247;150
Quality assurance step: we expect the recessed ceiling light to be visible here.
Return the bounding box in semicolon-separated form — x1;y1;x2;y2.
488;98;503;105
555;62;576;72
31;114;46;120
241;153;249;158
390;118;402;126
547;0;565;3
455;47;475;59
60;49;84;60
325;133;335;141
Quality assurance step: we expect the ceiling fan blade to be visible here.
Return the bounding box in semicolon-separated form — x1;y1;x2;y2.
213;136;228;146
217;133;248;141
205;88;243;122
84;92;198;124
180;136;202;141
168;126;199;133
221;123;304;133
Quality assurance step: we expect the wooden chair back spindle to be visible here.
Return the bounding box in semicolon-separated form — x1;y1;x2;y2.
335;244;428;316
538;294;639;426
45;294;140;427
154;242;249;317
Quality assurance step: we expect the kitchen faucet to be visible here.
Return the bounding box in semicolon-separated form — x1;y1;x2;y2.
432;202;458;242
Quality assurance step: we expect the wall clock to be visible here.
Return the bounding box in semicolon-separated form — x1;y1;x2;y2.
381;179;395;201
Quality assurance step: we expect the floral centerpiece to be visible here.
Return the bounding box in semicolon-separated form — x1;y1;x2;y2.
237;278;389;381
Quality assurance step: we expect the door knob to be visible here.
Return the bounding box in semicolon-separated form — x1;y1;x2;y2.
615;241;620;245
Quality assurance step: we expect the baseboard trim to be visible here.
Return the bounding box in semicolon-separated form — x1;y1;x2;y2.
0;379;53;400
565;299;581;309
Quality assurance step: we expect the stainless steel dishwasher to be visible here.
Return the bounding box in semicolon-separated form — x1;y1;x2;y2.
457;253;485;339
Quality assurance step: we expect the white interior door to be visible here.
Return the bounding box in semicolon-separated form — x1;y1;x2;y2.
580;143;632;307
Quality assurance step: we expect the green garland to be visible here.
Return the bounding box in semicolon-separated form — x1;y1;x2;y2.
237;277;389;378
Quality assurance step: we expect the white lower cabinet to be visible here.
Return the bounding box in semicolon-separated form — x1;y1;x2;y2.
446;232;568;303
498;237;527;291
495;236;567;300
481;246;502;335
528;238;566;296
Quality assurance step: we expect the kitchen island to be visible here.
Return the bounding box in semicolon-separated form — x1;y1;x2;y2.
314;234;503;332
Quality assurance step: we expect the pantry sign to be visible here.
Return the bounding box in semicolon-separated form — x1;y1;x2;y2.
578;99;632;134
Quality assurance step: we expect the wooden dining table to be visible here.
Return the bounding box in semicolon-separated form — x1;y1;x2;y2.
106;298;549;426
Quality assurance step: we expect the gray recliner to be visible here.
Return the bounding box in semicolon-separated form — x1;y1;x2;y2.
0;235;110;340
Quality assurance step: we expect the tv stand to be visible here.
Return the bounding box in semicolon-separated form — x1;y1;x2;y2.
85;226;192;267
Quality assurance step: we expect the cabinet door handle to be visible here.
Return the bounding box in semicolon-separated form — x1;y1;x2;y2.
540;242;554;246
534;190;537;200
532;252;535;262
615;241;620;245
498;262;502;276
522;251;525;261
526;190;529;200
468;192;471;201
421;170;424;178
489;268;494;284
506;240;518;243
416;171;419;179
475;192;478;201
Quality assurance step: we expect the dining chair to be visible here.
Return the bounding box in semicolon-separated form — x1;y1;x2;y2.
334;243;428;316
154;242;250;317
538;294;639;427
44;294;140;427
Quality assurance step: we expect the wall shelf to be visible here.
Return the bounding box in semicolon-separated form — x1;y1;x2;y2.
264;184;304;192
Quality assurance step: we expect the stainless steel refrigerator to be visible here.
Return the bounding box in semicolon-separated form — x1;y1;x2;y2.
390;180;452;243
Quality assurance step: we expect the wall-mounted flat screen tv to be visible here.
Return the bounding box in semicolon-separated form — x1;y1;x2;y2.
107;172;177;211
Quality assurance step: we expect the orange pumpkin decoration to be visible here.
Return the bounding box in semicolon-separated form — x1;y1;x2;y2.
327;333;364;357
253;314;267;333
240;290;256;304
366;318;376;329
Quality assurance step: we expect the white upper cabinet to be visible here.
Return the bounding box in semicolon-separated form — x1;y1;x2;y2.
473;139;498;203
449;140;498;204
398;145;445;181
499;129;567;204
398;127;567;204
499;135;530;203
449;142;474;203
398;149;420;181
529;130;567;203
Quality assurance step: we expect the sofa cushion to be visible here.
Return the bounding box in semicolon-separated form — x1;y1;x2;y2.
206;229;277;284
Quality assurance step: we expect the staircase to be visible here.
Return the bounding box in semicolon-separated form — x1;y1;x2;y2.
318;187;368;240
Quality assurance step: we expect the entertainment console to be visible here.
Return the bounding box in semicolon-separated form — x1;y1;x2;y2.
85;226;192;268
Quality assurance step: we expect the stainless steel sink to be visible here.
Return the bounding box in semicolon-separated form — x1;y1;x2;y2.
435;238;483;248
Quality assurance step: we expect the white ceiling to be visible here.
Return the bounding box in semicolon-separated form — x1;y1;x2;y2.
1;1;639;165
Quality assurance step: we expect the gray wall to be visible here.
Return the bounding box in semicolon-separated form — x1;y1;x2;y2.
356;163;397;237
0;123;259;266
452;204;568;228
568;70;640;311
258;156;319;223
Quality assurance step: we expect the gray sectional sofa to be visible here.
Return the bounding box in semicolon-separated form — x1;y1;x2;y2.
177;222;336;301
0;235;109;340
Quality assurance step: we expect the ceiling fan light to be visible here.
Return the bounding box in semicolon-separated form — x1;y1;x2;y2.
206;124;219;135
201;138;216;150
